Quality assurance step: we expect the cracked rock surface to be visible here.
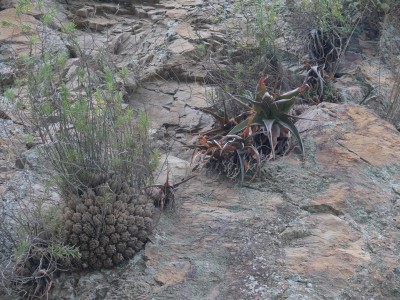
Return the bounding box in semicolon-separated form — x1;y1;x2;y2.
1;0;400;298
48;103;400;299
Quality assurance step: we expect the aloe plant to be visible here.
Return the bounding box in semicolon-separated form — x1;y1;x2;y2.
229;75;308;158
192;74;308;181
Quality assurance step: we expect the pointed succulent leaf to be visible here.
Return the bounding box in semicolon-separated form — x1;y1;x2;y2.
262;119;277;159
251;113;265;125
228;119;251;135
226;140;245;150
231;95;253;110
277;115;304;156
242;114;255;138
211;139;223;149
223;134;243;141
271;123;281;144
270;97;297;114
200;127;228;138
221;143;238;153
227;111;267;135
262;119;275;132
276;84;309;100
278;123;289;138
249;99;268;115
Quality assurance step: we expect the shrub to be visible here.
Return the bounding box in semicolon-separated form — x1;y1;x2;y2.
0;194;80;299
1;1;158;298
17;4;157;265
285;0;400;76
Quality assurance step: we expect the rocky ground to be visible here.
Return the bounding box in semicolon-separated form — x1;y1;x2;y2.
1;0;400;299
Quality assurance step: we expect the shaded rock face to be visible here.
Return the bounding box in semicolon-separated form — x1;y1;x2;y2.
0;8;37;90
50;103;400;299
0;7;67;91
331;28;396;118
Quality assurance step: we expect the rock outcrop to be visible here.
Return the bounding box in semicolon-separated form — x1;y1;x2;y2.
1;0;400;299
49;103;400;299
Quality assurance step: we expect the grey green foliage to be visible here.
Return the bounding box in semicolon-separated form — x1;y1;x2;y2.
1;0;158;297
22;45;156;193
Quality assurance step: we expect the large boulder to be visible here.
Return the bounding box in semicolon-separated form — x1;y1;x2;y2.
141;103;400;299
51;103;400;299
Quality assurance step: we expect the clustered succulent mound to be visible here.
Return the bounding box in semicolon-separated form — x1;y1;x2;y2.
62;174;154;270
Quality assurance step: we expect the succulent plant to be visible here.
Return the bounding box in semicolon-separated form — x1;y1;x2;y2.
62;174;154;270
228;74;309;159
192;74;309;181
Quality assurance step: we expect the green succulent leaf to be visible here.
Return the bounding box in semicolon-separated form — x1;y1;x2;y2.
228;119;249;135
230;94;252;109
262;119;276;159
249;100;269;115
194;106;227;125
195;74;308;181
270;97;296;114
252;113;265;125
227;112;265;135
276;84;308;100
276;89;300;100
277;115;304;156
